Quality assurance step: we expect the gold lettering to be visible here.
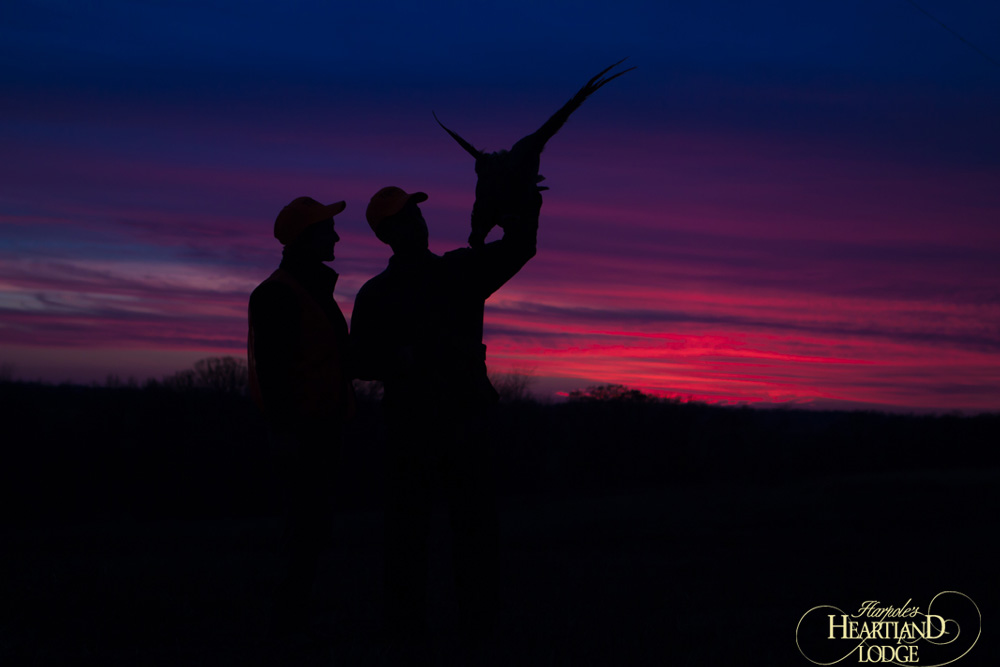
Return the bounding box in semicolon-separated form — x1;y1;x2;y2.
925;615;947;640
855;601;880;617
828;614;850;639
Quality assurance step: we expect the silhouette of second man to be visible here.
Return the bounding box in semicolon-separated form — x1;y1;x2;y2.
351;185;539;653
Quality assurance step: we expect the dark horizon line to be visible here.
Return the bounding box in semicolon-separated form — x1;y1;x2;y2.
2;372;996;420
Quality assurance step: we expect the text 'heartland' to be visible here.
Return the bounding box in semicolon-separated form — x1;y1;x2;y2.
827;600;945;663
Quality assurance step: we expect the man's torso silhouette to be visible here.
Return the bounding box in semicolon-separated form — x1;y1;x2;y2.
351;188;537;649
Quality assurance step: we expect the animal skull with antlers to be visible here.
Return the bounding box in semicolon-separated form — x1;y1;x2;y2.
434;59;635;247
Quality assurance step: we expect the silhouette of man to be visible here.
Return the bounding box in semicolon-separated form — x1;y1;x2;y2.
351;186;539;653
247;196;355;635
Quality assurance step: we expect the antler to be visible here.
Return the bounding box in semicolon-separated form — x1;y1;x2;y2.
435;59;634;246
521;57;635;156
434;58;634;160
433;111;482;159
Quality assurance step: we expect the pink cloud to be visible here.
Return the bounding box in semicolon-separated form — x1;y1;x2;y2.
3;93;999;412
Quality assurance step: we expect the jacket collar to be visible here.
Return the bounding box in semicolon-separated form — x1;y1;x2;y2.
388;248;436;271
279;253;339;293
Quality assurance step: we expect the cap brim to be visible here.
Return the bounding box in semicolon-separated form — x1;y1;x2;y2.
409;192;428;205
306;200;346;226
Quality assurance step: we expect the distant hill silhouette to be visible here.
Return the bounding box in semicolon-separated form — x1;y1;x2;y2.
2;364;997;525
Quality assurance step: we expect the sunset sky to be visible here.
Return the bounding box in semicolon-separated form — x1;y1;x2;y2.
2;1;998;413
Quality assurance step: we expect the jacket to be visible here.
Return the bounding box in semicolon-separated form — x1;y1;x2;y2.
248;258;355;427
351;215;536;412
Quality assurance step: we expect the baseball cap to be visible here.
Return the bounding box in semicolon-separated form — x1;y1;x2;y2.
274;196;346;245
365;186;428;234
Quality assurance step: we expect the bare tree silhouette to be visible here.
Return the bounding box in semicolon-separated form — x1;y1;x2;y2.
160;356;248;395
488;368;537;403
194;357;248;395
567;383;664;403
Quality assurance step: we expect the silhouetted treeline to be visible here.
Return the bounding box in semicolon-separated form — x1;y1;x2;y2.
2;377;997;526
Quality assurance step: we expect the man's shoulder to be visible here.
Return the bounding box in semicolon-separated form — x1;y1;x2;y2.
356;266;393;299
442;246;473;261
249;270;295;311
441;245;484;275
252;269;288;292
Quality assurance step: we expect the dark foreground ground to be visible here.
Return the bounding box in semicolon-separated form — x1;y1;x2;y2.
2;383;998;665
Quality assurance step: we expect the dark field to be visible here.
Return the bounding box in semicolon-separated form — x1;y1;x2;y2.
2;382;998;665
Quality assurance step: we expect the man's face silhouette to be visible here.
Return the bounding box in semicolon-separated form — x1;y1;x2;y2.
297;218;339;262
385;202;428;254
